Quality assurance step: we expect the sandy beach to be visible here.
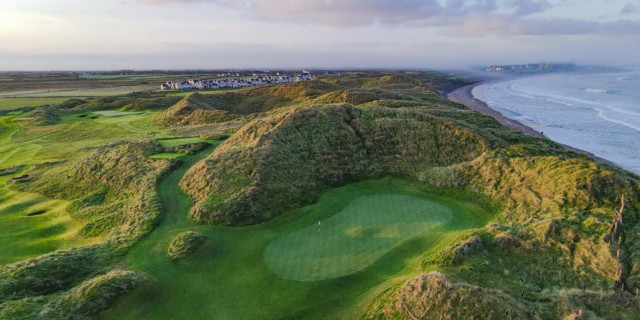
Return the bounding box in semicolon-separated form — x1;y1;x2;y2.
447;82;631;171
447;82;544;138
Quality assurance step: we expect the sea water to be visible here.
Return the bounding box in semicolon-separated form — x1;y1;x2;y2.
472;71;640;175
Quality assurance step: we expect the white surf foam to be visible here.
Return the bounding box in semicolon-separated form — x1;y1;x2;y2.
473;71;640;174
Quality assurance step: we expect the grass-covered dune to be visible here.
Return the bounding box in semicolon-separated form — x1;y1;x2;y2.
153;79;343;127
367;150;640;318
365;272;534;319
152;72;460;129
17;108;60;126
173;72;640;318
1;71;639;319
181;103;485;225
10;140;176;241
0;267;147;319
0;140;176;318
167;231;207;261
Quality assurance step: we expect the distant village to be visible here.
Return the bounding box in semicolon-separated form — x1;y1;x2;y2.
160;72;315;91
485;63;576;73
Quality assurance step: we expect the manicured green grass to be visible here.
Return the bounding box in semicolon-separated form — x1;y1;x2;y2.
265;194;453;281
13;86;155;97
1;114;161;166
105;166;491;320
149;153;185;159
0;97;70;110
0;109;169;266
0;185;100;265
92;110;142;117
157;137;209;147
0;114;115;264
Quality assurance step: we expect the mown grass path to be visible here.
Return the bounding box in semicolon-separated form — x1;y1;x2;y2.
106;155;492;319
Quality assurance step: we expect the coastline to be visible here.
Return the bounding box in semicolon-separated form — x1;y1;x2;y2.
447;81;635;174
447;82;543;138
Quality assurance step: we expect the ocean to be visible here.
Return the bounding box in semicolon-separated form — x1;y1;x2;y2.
472;71;640;175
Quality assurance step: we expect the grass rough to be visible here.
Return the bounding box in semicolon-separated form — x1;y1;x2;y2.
181;104;485;225
167;231;207;261
365;272;536;320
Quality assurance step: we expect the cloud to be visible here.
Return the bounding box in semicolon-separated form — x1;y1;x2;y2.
443;15;640;37
237;0;555;26
134;0;212;3
132;0;640;36
134;0;548;25
621;4;639;15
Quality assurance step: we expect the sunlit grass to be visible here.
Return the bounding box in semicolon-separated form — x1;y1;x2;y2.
0;109;164;265
265;194;453;281
106;176;491;320
0;97;70;110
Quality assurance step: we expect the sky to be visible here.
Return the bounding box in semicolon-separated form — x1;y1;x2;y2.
1;0;639;70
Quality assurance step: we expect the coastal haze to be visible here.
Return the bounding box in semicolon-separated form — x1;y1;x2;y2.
472;70;640;174
1;0;640;70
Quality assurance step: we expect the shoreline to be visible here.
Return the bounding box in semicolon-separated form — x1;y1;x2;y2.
447;81;635;174
447;82;544;138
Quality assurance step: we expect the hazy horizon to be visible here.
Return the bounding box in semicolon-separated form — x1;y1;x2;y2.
2;0;639;71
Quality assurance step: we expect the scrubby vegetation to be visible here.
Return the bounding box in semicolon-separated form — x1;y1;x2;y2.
175;71;640;318
18;108;60;126
1;71;639;319
164;142;211;155
11;140;176;241
0;268;147;319
167;231;207;261
0;139;176;319
0;114;203;318
60;92;181;112
365;272;535;319
182;104;485;225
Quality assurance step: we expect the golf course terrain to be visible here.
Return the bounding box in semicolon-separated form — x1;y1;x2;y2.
1;71;639;319
105;175;490;319
265;194;455;281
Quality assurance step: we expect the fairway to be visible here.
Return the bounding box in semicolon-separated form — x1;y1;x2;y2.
106;175;491;320
0;187;89;265
0;110;168;265
0;97;71;110
265;194;453;281
92;110;142;117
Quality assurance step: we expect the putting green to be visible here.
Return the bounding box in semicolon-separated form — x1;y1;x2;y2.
106;173;490;320
264;194;453;281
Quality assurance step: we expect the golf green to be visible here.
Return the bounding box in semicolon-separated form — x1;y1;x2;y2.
106;170;491;319
264;194;453;281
